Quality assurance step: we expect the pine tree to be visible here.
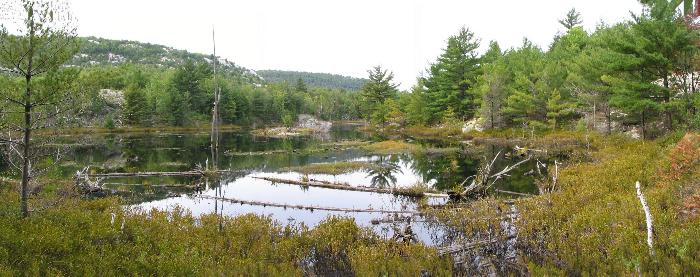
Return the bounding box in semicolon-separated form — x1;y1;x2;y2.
559;8;583;30
361;66;399;120
425;27;481;121
123;85;150;126
295;78;308;93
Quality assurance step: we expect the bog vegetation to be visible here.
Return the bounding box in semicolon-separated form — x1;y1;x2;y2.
1;0;700;275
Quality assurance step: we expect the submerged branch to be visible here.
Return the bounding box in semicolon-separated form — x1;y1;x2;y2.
253;176;448;198
196;195;424;215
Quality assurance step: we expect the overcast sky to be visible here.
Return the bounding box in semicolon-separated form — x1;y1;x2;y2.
69;0;644;89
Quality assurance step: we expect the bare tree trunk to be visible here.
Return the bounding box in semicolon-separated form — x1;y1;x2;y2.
641;110;646;140
21;77;32;218
20;25;34;218
663;75;673;132
606;104;611;135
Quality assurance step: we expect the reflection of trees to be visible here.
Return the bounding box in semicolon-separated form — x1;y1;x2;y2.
407;151;478;191
366;155;400;188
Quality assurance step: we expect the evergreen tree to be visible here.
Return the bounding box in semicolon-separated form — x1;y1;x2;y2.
559;8;583;30
405;81;431;126
425;27;481;121
123;85;150;126
165;84;190;126
603;11;697;133
172;60;212;115
295;78;308;93
361;66;399;119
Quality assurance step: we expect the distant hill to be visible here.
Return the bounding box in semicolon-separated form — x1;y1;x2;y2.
70;36;262;84
257;70;367;91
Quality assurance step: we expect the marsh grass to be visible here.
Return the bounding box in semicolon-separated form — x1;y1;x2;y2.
283;161;380;175
361;140;420;154
0;188;450;276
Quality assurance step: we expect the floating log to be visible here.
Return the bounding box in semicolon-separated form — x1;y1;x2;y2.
253;176;449;198
102;182;199;189
87;169;243;179
196;195;423;215
90;171;205;178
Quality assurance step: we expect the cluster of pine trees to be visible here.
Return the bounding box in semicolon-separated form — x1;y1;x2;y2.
362;3;700;138
71;62;363;128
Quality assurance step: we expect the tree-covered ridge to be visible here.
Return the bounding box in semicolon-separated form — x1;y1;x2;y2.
257;70;367;91
69;36;262;85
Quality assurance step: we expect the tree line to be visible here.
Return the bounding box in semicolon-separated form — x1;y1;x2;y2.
73;62;364;128
361;3;700;138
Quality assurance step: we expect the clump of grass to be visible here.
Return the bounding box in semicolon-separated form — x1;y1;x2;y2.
319;140;372;148
284;161;379;175
404;125;463;139
395;182;437;198
362;140;419;154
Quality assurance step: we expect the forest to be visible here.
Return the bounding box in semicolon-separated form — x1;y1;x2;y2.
1;0;700;276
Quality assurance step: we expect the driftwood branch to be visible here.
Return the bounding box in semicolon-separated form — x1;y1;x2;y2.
461;152;532;197
89;171;205;178
253;176;449;198
196;195;424;215
635;181;654;256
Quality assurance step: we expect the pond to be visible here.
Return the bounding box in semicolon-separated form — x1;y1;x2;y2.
54;124;539;246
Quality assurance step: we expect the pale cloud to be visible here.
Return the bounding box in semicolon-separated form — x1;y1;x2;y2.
69;0;644;89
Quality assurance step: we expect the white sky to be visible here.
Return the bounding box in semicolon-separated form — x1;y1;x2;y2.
69;0;644;89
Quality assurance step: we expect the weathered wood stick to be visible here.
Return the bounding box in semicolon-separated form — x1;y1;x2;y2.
102;182;198;188
494;189;533;197
635;181;654;256
196;195;424;215
253;176;448;198
90;171;205;178
88;169;243;178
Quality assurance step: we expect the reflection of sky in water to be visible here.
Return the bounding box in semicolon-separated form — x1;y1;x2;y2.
55;125;536;246
138;171;449;245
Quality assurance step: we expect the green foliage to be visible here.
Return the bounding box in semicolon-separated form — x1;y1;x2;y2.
361;66;399;119
123;85;150;126
424;27;481;121
559;8;583;30
257;70;367;91
104;116;116;130
0;190;447;275
517;134;700;274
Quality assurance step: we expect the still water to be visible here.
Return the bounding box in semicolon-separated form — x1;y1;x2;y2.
56;124;537;245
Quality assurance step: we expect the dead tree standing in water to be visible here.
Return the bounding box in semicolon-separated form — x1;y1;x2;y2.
0;0;79;217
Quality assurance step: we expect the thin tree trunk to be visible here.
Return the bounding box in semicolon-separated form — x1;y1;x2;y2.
606;104;611;135
21;76;32;218
20;22;35;218
663;75;673;131
641;110;646;140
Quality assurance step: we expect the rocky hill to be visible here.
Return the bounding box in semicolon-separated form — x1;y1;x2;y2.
70;36;263;84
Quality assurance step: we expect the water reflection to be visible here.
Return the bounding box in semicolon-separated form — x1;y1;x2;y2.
48;124;542;246
366;156;400;188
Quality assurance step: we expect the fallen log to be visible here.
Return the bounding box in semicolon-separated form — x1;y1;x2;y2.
196;195;424;215
494;189;534;197
87;169;243;179
90;171;205;178
253;176;449;198
102;182;199;189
